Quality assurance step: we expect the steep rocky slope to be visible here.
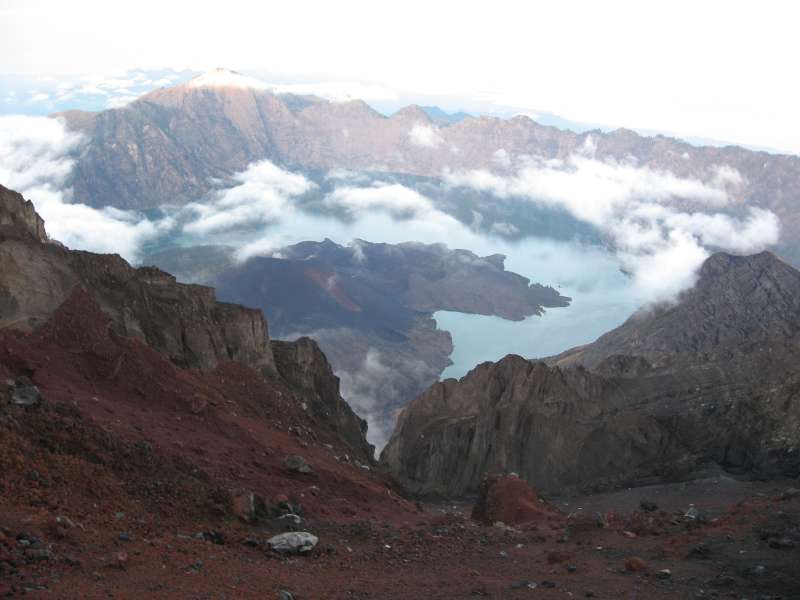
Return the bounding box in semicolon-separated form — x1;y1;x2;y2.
551;251;800;369
0;183;372;460
382;251;800;496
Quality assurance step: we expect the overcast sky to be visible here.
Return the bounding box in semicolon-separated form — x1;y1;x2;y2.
2;0;799;153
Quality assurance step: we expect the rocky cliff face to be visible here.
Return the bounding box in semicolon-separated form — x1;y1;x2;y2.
551;251;800;369
0;184;373;460
272;337;372;458
0;184;47;242
0;209;275;375
382;251;800;496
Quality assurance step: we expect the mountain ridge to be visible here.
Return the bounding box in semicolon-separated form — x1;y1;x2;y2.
51;76;800;264
382;250;800;496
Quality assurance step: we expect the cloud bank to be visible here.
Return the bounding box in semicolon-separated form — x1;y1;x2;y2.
408;123;443;147
444;150;780;302
0;115;171;260
182;160;314;235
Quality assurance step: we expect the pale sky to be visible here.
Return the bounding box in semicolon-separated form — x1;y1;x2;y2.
2;0;799;153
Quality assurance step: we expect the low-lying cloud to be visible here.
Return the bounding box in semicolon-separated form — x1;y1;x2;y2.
322;181;465;238
182;160;314;235
408;123;443;147
0;115;170;260
444;149;780;302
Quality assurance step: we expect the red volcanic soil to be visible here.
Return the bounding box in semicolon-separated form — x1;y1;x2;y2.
1;289;799;599
304;266;362;313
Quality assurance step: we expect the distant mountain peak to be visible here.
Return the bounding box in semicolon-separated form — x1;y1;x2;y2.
186;68;269;91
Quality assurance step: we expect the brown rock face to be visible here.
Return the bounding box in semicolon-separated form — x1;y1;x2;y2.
271;337;373;459
0;185;274;374
0;184;47;242
0;185;373;460
471;474;564;526
382;251;800;496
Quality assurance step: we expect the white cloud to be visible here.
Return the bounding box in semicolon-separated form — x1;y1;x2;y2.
186;68;269;90
492;148;511;168
105;94;138;109
322;182;467;240
408;123;442;148
234;236;284;262
445;154;780;303
710;164;745;189
183;160;315;235
490;221;519;236
324;183;433;217
335;347;433;450
324;168;371;184
0;115;170;261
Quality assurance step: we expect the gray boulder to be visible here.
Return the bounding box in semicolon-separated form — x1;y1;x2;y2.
267;531;318;554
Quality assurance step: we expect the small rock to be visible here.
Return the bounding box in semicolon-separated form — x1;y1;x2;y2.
656;568;672;580
567;564;577;573
640;499;658;512
24;548;53;561
547;550;568;564
625;557;649;572
241;537;260;548
687;543;711;559
711;574;736;587
186;560;203;574
782;487;800;500
272;494;291;509
511;580;536;590
622;530;637;539
9;377;40;406
55;516;76;529
198;530;225;545
267;531;318;554
232;491;257;523
684;504;708;524
117;532;131;542
114;551;128;569
278;591;295;600
768;537;795;549
540;580;556;588
283;455;313;474
277;513;303;526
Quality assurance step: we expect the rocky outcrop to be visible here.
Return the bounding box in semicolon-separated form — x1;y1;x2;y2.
551;251;800;369
0;187;275;375
471;474;564;526
271;337;373;459
0;184;47;242
382;252;800;496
